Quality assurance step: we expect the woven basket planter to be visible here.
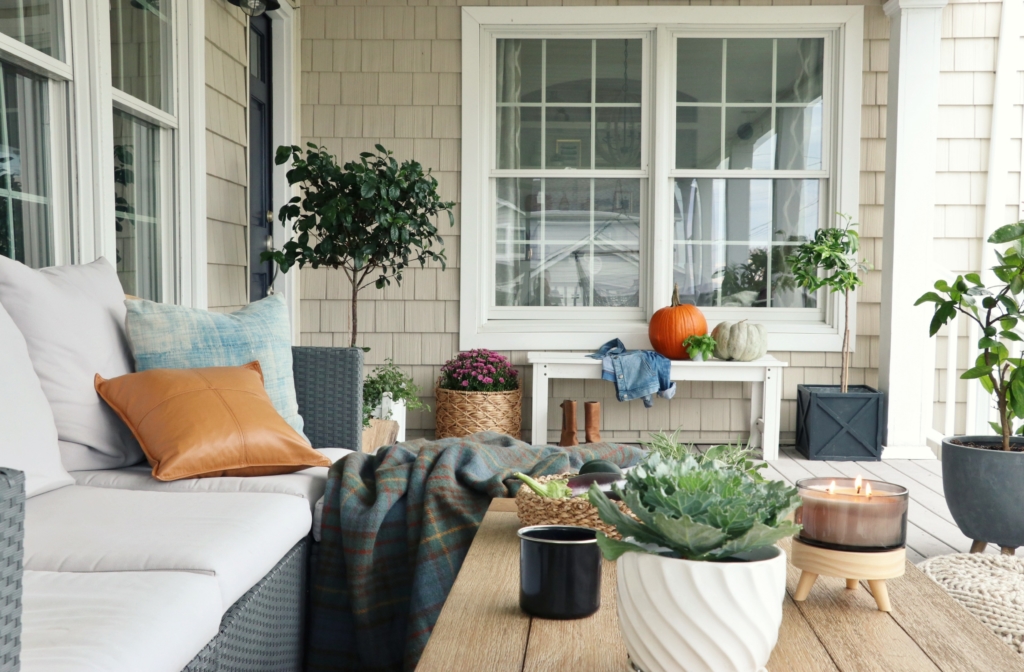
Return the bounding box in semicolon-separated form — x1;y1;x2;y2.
435;382;522;439
515;474;634;540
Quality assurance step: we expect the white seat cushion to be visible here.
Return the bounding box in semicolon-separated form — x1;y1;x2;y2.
71;448;352;511
24;486;311;610
0;302;73;498
21;569;221;672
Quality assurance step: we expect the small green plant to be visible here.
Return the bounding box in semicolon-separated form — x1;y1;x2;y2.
362;359;426;428
682;334;717;361
643;431;766;481
589;454;801;562
265;144;454;347
514;473;572;499
788;213;871;393
916;221;1024;451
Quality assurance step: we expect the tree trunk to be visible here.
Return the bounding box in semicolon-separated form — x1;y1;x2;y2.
840;288;850;394
350;277;359;348
999;390;1011;451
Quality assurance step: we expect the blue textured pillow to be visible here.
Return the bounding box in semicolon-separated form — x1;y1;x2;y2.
124;295;305;439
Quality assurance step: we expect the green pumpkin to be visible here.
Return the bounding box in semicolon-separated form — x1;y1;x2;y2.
712;320;768;362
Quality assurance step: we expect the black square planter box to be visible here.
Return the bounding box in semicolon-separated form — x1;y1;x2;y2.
796;384;886;461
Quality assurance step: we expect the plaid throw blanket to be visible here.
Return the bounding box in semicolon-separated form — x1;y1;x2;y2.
306;431;644;672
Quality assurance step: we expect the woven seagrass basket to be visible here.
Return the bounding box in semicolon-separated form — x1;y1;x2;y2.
515;474;634;540
435;381;522;439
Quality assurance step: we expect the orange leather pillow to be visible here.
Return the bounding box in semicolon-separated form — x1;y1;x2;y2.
95;361;331;481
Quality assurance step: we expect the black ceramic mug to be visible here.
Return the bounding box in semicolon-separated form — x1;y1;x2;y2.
518;525;601;619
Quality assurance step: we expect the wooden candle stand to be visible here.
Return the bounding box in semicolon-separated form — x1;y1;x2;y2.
790;537;905;612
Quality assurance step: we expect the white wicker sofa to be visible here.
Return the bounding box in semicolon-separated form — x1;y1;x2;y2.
0;260;363;672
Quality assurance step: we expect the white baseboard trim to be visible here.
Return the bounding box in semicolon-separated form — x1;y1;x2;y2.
882;444;940;460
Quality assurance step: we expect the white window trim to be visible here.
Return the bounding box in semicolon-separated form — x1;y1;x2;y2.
460;6;863;352
58;0;206;306
268;2;301;344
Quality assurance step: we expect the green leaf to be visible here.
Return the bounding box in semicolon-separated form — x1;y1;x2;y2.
990;421;1004;435
915;292;945;305
649;513;728;556
595;533;651;561
710;521;801;560
989;222;1024;244
962;366;993;379
980;375;995;394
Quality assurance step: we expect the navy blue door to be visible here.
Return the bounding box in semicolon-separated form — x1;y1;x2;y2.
249;14;273;301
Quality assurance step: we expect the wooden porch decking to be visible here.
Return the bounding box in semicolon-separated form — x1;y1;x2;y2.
766;447;1002;564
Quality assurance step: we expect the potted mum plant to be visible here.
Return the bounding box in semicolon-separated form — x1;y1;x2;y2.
589;454;801;672
435;350;522;439
362;359;426;451
916;220;1024;554
264;143;454;347
788;214;881;460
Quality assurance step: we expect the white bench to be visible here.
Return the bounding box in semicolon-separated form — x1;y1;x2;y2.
527;353;787;460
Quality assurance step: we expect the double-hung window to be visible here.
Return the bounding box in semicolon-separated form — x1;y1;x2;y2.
0;0;203;306
461;7;863;351
0;0;70;270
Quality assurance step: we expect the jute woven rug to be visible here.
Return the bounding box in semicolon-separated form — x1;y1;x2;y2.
919;553;1024;655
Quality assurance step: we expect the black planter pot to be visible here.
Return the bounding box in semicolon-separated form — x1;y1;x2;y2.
942;436;1024;548
795;384;885;461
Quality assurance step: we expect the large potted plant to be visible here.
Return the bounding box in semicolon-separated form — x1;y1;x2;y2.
917;221;1024;554
264;143;454;346
588;453;801;672
435;349;522;439
788;214;881;460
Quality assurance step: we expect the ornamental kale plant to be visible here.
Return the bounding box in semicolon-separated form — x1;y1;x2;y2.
264;144;454;347
439;349;519;393
589;454;801;562
916;221;1024;451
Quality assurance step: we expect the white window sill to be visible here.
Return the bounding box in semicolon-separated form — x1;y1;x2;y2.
460;317;850;352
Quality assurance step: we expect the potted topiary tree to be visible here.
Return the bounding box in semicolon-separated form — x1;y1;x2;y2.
588;453;801;672
917;221;1024;554
264;143;455;347
788;214;881;460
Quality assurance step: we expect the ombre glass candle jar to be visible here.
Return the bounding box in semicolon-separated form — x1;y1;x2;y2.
795;477;909;551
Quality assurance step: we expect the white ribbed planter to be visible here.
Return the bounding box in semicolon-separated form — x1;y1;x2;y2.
617;547;787;672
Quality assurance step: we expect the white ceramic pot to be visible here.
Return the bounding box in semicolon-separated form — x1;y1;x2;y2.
616;547;787;672
372;393;407;442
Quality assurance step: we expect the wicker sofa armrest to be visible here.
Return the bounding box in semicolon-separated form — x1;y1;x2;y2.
0;469;24;672
292;346;363;452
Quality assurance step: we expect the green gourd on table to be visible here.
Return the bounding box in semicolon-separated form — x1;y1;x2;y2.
578;459;623;476
712;320;768;362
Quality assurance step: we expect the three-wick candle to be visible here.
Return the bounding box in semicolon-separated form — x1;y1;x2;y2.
795;477;909;551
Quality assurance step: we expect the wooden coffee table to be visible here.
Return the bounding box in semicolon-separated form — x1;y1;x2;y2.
418;498;1024;671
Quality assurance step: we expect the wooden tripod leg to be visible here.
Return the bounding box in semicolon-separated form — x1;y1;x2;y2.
867;580;891;612
794;571;818;602
970;540;987;553
846;578;859;590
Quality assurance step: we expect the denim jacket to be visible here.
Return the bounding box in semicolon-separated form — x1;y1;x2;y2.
587;339;676;408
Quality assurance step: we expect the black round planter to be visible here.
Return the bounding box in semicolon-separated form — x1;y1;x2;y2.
942;436;1024;548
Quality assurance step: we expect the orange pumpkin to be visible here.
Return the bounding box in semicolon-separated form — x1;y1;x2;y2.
648;284;707;360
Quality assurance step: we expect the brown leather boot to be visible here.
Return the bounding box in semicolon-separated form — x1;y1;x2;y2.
558;400;579;446
584;401;602;443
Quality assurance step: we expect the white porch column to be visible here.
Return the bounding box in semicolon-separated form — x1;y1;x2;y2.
877;0;948;459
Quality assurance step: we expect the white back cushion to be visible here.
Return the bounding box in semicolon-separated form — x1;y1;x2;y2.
0;302;74;497
0;257;143;471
